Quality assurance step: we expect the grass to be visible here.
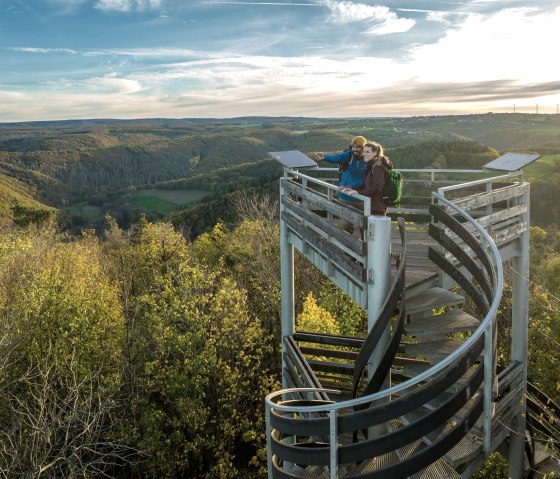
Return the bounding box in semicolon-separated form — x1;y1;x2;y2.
67;202;103;220
523;154;560;180
131;189;210;213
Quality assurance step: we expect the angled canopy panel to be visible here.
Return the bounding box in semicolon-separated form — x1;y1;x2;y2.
269;150;317;169
482;152;542;172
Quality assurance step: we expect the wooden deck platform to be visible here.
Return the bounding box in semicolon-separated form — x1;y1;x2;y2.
391;226;438;293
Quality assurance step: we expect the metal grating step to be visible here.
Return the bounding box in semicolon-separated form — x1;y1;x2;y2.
405;339;463;363
409;460;461;479
424;396;484;468
385;418;462;479
283;463;331;478
398;400;483;471
343;451;400;475
444;430;482;467
405;309;479;338
404;287;465;315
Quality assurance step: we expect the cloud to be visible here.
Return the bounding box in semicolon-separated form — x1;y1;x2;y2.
5;47;78;54
198;1;321;5
315;0;394;23
0;90;27;100
425;11;450;23
94;0;163;12
3;4;560;121
410;6;560;84
314;0;415;35
79;73;143;94
362;16;415;35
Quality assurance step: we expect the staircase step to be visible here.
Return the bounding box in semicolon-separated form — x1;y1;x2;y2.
398;399;483;470
343;451;399;475
444;431;482;467
385;419;461;478
425;396;484;468
405;310;479;338
410;460;461;479
404;287;465;315
405;339;463;363
284;464;331;478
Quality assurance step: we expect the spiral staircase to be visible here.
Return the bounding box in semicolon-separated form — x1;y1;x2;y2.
265;159;550;478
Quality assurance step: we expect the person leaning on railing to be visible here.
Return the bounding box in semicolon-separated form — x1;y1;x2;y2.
315;135;368;203
341;141;393;216
315;136;368;235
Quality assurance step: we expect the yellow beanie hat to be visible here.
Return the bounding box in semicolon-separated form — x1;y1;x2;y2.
351;136;367;147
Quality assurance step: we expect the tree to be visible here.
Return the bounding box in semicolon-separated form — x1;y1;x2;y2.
0;226;131;477
10;201;56;227
99;218;278;477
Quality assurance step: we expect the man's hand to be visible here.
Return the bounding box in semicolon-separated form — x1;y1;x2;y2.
316;152;325;161
339;186;358;196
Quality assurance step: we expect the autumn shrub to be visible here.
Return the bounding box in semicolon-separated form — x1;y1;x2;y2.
0;226;128;477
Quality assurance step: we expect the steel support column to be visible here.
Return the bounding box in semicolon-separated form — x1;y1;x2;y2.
366;215;392;435
508;185;530;479
280;177;295;390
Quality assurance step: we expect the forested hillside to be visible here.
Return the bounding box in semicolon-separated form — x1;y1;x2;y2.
1;114;559;232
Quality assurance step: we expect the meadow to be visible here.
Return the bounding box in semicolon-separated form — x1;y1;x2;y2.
523;154;560;180
130;189;210;213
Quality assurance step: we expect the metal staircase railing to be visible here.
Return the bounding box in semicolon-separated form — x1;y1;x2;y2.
266;165;542;478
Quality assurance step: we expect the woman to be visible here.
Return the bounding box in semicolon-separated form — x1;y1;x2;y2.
340;142;393;216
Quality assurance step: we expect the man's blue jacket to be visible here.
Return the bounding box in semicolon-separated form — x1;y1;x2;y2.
323;149;367;202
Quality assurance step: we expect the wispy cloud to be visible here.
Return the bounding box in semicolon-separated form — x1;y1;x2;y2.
95;0;163;12
198;1;321;5
315;0;394;23
2;2;560;121
5;47;78;54
362;16;415;35
314;0;415;35
83;73;143;94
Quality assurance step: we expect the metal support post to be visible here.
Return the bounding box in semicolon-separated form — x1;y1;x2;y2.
266;402;273;479
329;409;338;479
509;186;530;479
483;322;494;454
280;179;295;390
366;215;391;435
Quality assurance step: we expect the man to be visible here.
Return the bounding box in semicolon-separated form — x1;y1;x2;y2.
316;136;368;203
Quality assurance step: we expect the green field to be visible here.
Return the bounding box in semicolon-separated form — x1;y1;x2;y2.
67;202;103;220
131;189;210;213
523;154;560;180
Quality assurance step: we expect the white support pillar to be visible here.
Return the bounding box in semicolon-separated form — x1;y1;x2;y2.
366;215;392;422
508;186;530;479
280;180;295;390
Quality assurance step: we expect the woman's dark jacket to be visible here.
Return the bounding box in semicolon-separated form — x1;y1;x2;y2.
356;156;393;215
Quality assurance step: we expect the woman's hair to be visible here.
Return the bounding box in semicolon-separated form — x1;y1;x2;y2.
364;142;384;164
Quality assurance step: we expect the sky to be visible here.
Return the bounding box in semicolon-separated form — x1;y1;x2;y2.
1;0;560;122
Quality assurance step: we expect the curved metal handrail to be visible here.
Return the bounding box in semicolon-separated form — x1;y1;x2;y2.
266;192;503;416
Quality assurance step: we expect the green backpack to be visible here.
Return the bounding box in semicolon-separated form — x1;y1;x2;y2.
383;167;403;207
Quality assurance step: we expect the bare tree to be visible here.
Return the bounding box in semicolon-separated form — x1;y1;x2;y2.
0;347;141;478
231;190;279;225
